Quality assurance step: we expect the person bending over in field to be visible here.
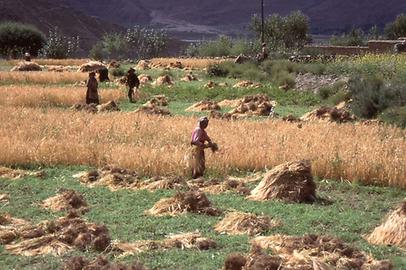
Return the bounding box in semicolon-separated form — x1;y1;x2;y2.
86;72;99;105
126;68;140;103
189;117;218;179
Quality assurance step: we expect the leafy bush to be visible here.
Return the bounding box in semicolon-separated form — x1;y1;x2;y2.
330;28;367;46
379;106;406;128
318;81;347;100
207;64;229;77
0;22;46;58
186;36;258;57
251;11;310;51
349;76;406;118
110;68;126;77
385;14;406;39
41;27;79;59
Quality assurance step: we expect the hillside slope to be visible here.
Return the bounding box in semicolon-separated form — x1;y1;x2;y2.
66;0;406;36
0;0;122;51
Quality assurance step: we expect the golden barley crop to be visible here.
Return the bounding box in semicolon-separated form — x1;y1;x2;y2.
6;59;90;66
0;107;404;187
150;58;228;69
0;86;125;108
0;71;88;85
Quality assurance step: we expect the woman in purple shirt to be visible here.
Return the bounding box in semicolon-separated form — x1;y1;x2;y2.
190;117;213;179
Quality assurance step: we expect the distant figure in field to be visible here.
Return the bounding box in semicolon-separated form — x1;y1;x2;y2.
394;40;406;54
24;52;31;62
126;68;140;103
86;72;99;105
189;117;216;179
258;43;269;62
98;67;110;82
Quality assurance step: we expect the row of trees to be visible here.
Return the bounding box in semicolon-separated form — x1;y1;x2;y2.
1;13;406;59
0;22;167;60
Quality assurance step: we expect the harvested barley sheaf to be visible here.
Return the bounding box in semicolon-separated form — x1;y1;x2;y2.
113;232;216;257
0;86;124;108
76;167;186;192
0;193;9;202
248;160;316;203
0;71;88;84
0;167;45;179
367;201;406;248
214;212;279;236
145;191;221;216
62;256;148;270
188;178;250;195
185;100;221;112
41;190;88;213
150;58;226;69
4;215;111;256
239;234;392;270
0;107;405;187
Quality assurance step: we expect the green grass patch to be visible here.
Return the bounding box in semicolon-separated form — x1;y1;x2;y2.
1;167;406;269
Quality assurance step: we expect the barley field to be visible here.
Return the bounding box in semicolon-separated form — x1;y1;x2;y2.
0;86;124;108
0;71;88;85
0;107;404;187
150;57;228;69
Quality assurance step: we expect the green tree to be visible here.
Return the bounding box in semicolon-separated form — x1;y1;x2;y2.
41;27;80;59
250;11;310;51
385;14;406;39
0;22;46;58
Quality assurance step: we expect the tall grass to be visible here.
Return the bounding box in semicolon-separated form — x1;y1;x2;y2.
0;71;88;85
0;107;404;187
0;86;125;108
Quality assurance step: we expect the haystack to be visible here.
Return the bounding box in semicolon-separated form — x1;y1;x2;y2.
188;178;250;195
41;190;88;213
250;234;392;270
208;110;233;120
143;95;168;107
115;76;127;85
135;104;171;116
97;101;120;112
233;80;263;89
141;177;187;191
145;191;221;216
248;160;316;203
10;61;42;72
75;167;142;191
139;74;153;85
78;61;106;72
62;256;148;270
4;215;111;256
113;232;216;257
367;201;406;248
0;167;45;179
0;193;9;202
204;81;218;89
229;94;276;117
300;105;356;123
185;100;221;112
218;99;242;108
108;60;120;69
152;75;174;86
75;167;184;191
136;60;151;70
181;72;198;81
215;212;279;236
168;61;184;69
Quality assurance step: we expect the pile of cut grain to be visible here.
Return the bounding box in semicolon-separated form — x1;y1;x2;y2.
62;256;147;270
113;232;216;257
188;178;250;195
215;212;279;236
41;189;88;213
233;80;263;89
145;191;221;216
0;167;45;179
186;100;221;112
